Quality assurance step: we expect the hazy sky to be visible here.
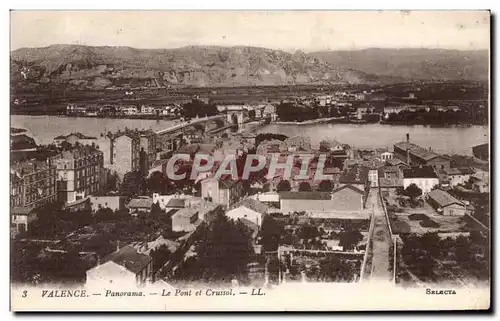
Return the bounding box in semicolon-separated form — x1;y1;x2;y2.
10;11;490;51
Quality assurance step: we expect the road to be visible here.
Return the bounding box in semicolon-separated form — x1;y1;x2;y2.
365;188;393;282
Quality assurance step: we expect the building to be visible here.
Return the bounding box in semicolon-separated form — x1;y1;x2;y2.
472;143;488;161
281;136;312;152
394;134;450;171
53;145;105;203
138;130;157;173
140;105;155;115
444;167;475;187
380;151;394;161
200;177;243;207
10;159;57;209
171;208;201;232
226;199;270;227
427;189;466;216
11;206;37;235
171;199;220;232
279;185;365;216
128;197;153;216
53;133;97;147
339;165;369;191
250;192;280;207
122;106;139;116
109;133;140;178
86;244;153;287
368;169;379;187
262;104;277;121
90;196;127;213
403;166;439;195
470;170;489;193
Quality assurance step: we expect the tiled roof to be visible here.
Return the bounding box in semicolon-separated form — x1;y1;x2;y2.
11;159;52;175
172;207;198;219
11;206;35;215
394;141;445;161
339;165;369;184
323;167;341;174
331;184;365;195
403;166;438;179
54;132;97;140
232;198;269;214
58;145;102;159
102;245;152;274
128;198;153;208
427;189;464;207
166;198;187;208
279;191;331;200
379;178;404;187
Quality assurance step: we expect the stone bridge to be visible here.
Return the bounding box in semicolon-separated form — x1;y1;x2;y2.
155;112;245;151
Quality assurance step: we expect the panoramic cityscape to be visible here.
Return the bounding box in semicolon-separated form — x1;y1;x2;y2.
9;11;490;311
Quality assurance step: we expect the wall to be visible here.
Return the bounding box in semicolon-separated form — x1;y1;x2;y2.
90;196;125;213
403;178;439;194
443;203;466;216
113;136;134;178
330;188;364;211
427;157;451;171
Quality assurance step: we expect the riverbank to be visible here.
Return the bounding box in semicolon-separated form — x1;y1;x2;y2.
273;117;347;125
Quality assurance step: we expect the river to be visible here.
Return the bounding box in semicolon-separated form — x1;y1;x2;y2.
256;123;488;156
11;115;488;157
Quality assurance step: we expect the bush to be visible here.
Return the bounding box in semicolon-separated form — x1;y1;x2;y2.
409;213;430;221
419;220;440;228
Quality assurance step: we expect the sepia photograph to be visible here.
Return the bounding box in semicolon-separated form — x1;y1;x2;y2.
9;10;490;311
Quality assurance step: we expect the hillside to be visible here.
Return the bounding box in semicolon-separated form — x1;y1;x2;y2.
10;45;388;90
309;48;489;82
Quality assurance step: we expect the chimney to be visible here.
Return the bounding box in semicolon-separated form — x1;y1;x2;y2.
406;133;410;143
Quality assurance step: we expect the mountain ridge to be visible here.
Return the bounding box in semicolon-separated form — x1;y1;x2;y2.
11;44;392;89
309;48;489;82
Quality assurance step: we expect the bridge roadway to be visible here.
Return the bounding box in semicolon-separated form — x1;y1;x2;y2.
155;114;227;136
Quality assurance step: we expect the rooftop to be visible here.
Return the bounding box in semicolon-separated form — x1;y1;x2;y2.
57;145;102;159
166;198;188;208
232;198;270;214
128;198;153;208
427;189;464;208
172;207;199;219
403;166;438;179
394;141;443;162
11;159;52;175
339;165;369;184
279;191;332;201
54;132;97;140
102;245;152;274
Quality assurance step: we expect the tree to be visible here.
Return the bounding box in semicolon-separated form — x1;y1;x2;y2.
318;180;333;192
150;202;163;216
259;215;283;252
338;228;363;251
276;180;291;192
150;244;172;272
405;183;422;202
120;171;146;197
147;171;168;194
192;214;253;282
298;182;312;192
107;171;119;192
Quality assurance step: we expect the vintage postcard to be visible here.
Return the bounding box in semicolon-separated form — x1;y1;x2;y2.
9;10;490;311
